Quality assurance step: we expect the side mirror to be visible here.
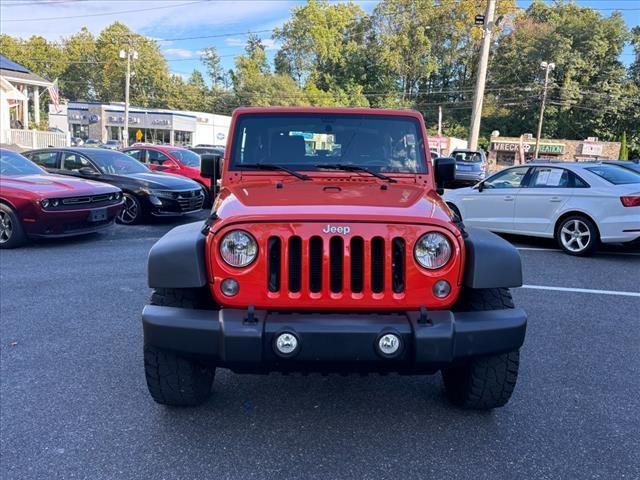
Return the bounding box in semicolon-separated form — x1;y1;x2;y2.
200;154;222;180
162;160;177;168
477;182;485;192
434;156;455;190
78;167;99;176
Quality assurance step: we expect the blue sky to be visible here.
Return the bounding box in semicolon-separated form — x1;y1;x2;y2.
0;0;638;80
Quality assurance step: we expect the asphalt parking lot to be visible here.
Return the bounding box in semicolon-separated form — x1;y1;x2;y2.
1;213;639;480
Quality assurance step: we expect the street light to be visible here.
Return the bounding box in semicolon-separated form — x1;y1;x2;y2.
534;61;555;159
119;47;138;147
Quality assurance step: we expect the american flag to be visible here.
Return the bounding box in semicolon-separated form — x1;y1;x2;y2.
47;79;60;107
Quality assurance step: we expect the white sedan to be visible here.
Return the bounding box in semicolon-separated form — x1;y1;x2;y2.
443;162;640;255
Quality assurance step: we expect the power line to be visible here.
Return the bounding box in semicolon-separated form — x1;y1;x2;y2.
1;0;206;22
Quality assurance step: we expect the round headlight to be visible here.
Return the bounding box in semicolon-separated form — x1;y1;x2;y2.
41;199;50;208
219;230;258;267
414;232;452;269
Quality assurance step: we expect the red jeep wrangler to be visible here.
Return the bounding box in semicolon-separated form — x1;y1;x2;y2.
142;107;526;410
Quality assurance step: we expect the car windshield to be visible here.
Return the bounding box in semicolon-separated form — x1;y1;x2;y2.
585;165;640;185
0;150;44;176
229;114;428;174
87;149;150;175
170;149;201;167
453;151;483;163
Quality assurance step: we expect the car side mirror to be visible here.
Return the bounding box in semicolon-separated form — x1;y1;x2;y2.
434;156;455;190
162;160;177;168
200;154;222;180
79;167;99;176
477;182;485;192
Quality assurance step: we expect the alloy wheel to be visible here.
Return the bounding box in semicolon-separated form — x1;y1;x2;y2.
0;211;13;244
118;195;139;224
560;219;591;253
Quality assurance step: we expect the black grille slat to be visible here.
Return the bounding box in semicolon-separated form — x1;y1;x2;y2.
350;237;364;293
392;238;406;293
309;236;323;293
268;237;281;292
329;237;343;293
288;237;302;293
371;237;384;293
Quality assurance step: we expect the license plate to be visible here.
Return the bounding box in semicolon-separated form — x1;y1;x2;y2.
89;208;107;222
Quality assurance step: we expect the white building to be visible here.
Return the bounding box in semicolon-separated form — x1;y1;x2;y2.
49;101;231;148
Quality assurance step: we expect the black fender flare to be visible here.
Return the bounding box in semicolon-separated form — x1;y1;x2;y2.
462;227;523;289
147;221;208;289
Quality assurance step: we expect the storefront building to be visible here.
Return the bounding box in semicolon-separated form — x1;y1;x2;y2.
49;102;231;147
488;134;621;168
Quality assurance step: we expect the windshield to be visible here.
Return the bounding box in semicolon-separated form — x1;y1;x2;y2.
0;150;45;176
229;114;427;174
170;149;201;167
87;150;150;175
453;151;483;163
585;165;640;185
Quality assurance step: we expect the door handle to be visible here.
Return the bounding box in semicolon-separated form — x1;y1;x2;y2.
503;195;514;201
550;197;562;203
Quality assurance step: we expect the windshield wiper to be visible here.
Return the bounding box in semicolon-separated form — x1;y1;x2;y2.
315;163;397;183
239;163;311;181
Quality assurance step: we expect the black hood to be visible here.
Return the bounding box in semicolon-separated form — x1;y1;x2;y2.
101;171;201;191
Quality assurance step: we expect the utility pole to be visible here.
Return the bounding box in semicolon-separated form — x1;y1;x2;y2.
119;45;138;147
468;0;496;151
534;61;555;158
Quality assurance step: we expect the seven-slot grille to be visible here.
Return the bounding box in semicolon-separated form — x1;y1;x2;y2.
267;235;406;295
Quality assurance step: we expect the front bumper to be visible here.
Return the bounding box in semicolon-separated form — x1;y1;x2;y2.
454;170;485;183
142;306;527;373
25;202;122;238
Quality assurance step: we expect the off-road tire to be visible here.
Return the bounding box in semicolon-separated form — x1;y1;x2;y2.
150;287;217;310
144;345;214;406
442;288;520;410
0;203;26;249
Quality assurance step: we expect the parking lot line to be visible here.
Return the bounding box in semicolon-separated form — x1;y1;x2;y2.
521;284;640;298
516;247;640;256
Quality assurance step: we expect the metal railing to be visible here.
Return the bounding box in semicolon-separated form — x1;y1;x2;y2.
9;129;69;148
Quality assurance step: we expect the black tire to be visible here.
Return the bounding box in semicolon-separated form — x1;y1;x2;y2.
144;345;214;406
117;193;143;225
442;288;520;410
446;202;462;222
0;203;27;249
555;214;599;256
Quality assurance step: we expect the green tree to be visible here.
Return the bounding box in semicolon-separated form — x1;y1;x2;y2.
619;131;628;160
61;28;97;101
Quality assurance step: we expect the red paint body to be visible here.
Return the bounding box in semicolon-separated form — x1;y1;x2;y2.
124;145;211;188
1;172;123;237
205;107;463;311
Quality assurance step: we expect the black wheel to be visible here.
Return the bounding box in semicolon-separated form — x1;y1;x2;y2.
117;193;143;225
144;345;214;406
441;288;520;410
446;202;462;221
0;203;26;249
555;215;599;256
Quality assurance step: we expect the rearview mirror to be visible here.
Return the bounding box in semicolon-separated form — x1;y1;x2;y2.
434;156;455;190
78;167;99;176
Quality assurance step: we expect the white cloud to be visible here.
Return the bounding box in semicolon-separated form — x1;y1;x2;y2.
224;37;245;47
163;48;194;59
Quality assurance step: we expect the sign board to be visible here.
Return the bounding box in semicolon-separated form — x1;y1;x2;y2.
581;143;603;156
475;14;485;25
492;141;565;155
135;129;143;141
88;114;100;124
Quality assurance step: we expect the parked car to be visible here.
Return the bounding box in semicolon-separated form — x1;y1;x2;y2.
450;149;487;185
83;139;101;147
23;148;205;225
101;139;121;150
444;162;640;255
189;146;225;157
195;143;225;149
0;148;123;248
70;136;85;147
121;145;213;203
603;160;640;175
141;106;527;410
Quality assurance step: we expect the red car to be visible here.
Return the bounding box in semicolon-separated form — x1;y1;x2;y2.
141;107;527;410
0;149;123;248
121;145;212;201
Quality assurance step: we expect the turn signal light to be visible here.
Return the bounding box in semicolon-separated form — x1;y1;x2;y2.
620;196;640;207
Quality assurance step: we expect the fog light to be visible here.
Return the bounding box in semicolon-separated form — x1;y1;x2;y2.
433;280;451;298
220;278;239;296
274;332;298;356
377;333;401;357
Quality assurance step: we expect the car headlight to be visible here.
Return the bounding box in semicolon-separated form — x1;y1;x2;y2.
414;232;452;269
40;199;50;208
219;230;258;267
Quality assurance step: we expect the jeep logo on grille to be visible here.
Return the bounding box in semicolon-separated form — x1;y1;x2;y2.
322;224;351;235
